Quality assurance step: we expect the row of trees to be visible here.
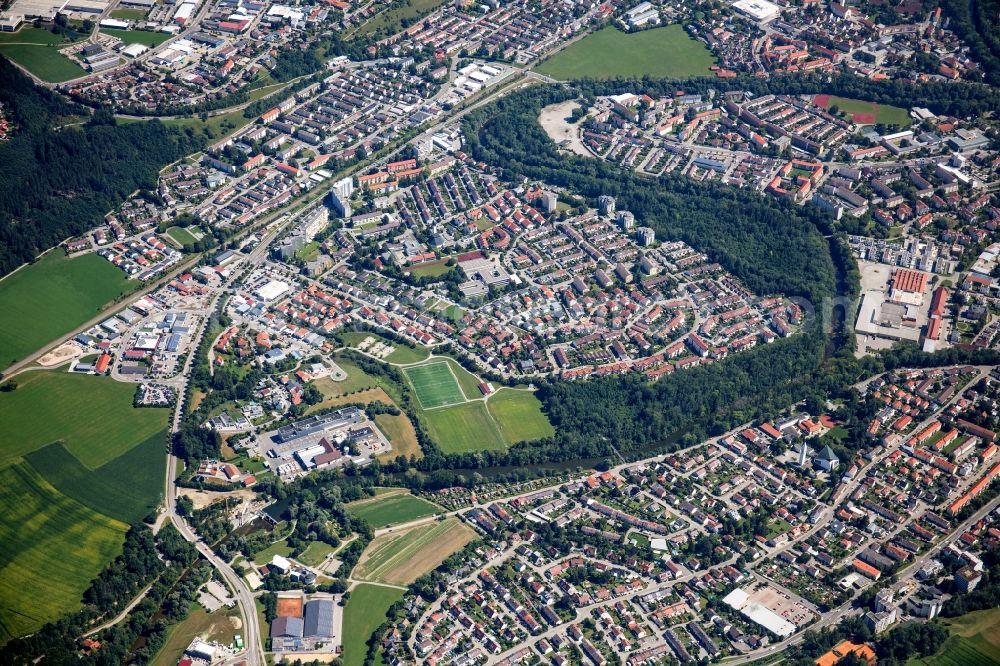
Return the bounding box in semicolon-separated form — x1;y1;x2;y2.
574;71;1000;119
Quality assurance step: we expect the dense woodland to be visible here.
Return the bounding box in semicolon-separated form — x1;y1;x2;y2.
0;59;200;277
940;0;1000;87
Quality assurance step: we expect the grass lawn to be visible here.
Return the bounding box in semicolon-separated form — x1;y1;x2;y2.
823;426;849;442
374;412;422;460
342;584;404;666
0;27;76;45
150;605;241;666
297;541;337;567
767;518;793;538
421;401;507;453
353;518;475;585
0;250;134;369
166;226;200;247
385;344;430;364
440;357;483;399
535;25;715;81
100;28;172;48
404;361;466;409
347;493;441;528
25;429;166;523
246;74;287;104
110;7;148;19
0;43;88;82
341;331;430;364
486;389;555;445
252;538;293;565
0;462;127;642
352;0;448;38
0;370;169;469
813;94;911;126
314;359;400;399
126;106;251;142
909;609;1000;666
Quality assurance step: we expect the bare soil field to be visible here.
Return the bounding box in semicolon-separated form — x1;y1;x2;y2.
538;101;591;157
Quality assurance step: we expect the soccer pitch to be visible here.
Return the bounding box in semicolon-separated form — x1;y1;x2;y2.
404;361;466;409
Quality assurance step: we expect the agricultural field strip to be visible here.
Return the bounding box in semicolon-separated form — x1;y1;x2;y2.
356;521;455;581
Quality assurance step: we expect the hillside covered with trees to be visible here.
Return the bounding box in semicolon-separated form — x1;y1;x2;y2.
0;58;201;277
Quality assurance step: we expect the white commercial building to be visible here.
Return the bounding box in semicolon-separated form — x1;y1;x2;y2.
256;279;290;302
732;0;780;21
722;588;797;638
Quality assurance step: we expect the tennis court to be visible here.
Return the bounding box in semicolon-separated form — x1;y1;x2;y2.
403;362;466;409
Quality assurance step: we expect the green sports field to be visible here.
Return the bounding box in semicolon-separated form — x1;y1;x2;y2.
0;463;127;642
813;94;911;126
0;370;169;469
347;492;441;528
487;389;555;445
0;250;133;369
421;401;507;453
341;584;404;666
403;361;466;408
166;226;200;247
535;25;716;81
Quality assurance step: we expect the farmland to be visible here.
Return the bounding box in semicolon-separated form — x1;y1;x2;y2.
0;369;169;640
812;94;911;126
404;361;466;408
911;608;1000;666
0;28;86;82
0;369;169;469
535;25;716;81
341;584;404;666
0;463;127;642
421;401;508;453
487;389;555;445
373;412;422;460
25;429;166;523
0;250;133;369
347;491;441;528
353;518;476;585
0;43;86;82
